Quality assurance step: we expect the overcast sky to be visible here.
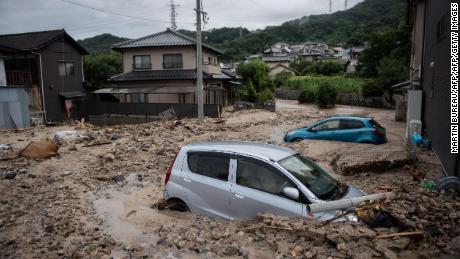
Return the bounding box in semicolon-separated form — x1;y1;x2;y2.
0;0;364;40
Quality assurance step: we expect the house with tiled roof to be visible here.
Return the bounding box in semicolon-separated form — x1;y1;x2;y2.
0;29;88;124
95;29;237;107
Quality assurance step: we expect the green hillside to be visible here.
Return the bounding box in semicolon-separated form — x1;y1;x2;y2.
78;33;129;53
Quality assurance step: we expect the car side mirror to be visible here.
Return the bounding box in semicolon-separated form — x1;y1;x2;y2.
283;187;300;200
309;128;316;132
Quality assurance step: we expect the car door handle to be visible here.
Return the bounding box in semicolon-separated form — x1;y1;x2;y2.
234;194;244;199
183;178;192;183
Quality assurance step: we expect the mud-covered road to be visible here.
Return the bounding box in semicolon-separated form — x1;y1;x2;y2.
1;100;459;258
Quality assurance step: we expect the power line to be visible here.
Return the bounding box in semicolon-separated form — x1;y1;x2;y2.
60;0;194;25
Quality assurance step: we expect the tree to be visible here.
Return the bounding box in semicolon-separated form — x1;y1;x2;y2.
358;22;410;78
272;71;294;88
316;61;344;76
84;51;122;88
236;60;268;92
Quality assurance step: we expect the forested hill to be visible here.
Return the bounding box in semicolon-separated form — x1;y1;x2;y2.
180;0;407;60
78;33;129;53
77;0;406;60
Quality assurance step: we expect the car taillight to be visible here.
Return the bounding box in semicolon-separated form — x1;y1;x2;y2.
373;129;385;137
165;152;179;186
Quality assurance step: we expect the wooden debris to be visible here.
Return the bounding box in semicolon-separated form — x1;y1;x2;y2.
376;231;425;239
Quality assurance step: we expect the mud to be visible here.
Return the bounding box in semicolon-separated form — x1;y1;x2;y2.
0;100;458;258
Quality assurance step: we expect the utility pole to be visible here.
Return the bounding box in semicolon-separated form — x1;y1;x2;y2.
329;0;332;13
196;0;204;123
345;0;348;10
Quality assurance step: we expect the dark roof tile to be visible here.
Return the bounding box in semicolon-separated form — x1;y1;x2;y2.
0;29;88;54
113;28;222;54
109;69;212;82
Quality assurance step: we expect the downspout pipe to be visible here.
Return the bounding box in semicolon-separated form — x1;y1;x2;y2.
31;51;47;123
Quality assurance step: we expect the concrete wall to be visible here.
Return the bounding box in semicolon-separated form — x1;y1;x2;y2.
268;66;294;77
0;87;30;129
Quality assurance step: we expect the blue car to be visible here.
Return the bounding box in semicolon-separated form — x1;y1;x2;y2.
284;116;387;144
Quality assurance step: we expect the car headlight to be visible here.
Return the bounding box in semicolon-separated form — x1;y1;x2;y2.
286;131;295;136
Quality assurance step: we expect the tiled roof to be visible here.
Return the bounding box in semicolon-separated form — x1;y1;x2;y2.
112;28;223;54
109;69;212;82
0;29;88;54
262;56;291;62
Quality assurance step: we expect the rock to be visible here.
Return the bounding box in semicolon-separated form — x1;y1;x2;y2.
4;172;17;180
20;141;58;159
451;235;460;251
337;243;348;252
291;245;304;257
112;175;125;182
221;245;240;256
104;154;115;162
95;175;111;181
44;225;54;233
46;176;56;184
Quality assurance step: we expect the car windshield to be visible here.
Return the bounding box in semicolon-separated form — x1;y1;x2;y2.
278;154;347;200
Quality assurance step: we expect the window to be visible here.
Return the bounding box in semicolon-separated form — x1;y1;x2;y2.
208;57;212;65
133;55;151;69
163;54;183;69
340;120;364;129
311;120;340;131
279;154;345;200
236;157;295;198
437;14;448;42
370;119;385;131
58;62;74;77
187;152;229;181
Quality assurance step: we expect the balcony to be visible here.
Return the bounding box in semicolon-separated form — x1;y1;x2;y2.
6;70;33;86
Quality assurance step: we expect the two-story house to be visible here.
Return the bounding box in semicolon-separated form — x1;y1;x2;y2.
0;29;88;124
95;29;235;108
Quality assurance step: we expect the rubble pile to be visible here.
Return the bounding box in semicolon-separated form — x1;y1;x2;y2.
1;104;459;258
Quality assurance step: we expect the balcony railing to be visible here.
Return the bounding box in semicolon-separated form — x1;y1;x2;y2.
6;70;33;85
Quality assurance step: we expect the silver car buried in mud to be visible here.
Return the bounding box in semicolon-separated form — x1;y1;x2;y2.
163;141;365;221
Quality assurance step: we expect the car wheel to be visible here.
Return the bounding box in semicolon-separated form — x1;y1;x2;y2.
158;198;190;212
292;138;303;143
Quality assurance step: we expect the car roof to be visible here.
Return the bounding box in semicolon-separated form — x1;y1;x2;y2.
324;115;370;121
183;141;296;162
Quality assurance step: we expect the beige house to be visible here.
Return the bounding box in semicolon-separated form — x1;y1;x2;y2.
96;29;236;106
262;56;297;76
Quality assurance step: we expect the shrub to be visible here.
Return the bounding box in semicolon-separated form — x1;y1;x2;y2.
272;71;294;88
298;89;316;104
362;79;384;97
242;79;257;103
285;75;363;94
315;82;337;108
258;89;274;103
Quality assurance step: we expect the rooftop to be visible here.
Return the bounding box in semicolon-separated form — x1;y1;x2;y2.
0;29;88;54
184;141;296;162
109;69;212;82
113;28;223;54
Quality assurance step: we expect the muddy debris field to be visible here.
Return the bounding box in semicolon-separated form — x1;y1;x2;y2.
1;101;459;258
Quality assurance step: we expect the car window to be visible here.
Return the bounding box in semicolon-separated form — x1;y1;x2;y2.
340;119;364;129
236;157;296;198
311;120;340;131
370;119;385;130
187;152;230;181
